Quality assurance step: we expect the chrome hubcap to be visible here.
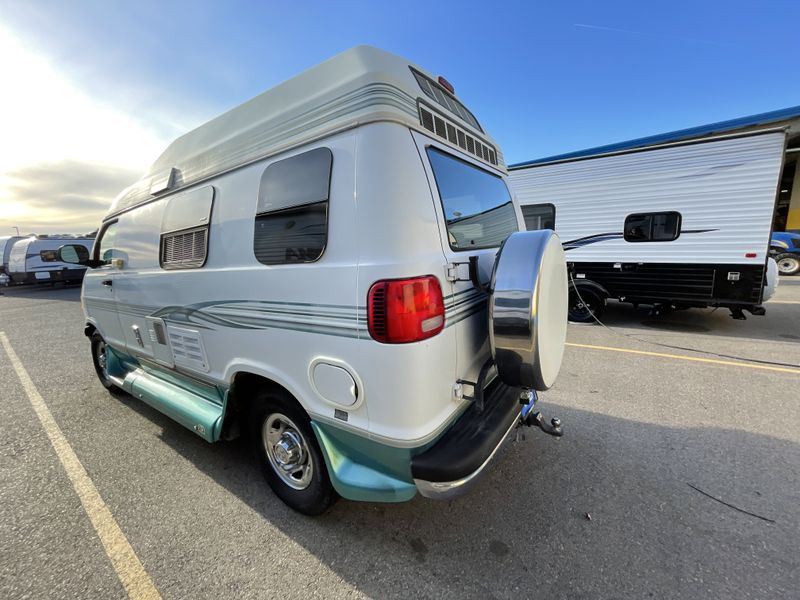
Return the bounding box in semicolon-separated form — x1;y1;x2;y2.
263;413;313;490
97;342;107;371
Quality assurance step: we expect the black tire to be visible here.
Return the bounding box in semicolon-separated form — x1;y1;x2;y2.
248;390;337;516
568;286;606;323
776;253;800;276
90;333;116;390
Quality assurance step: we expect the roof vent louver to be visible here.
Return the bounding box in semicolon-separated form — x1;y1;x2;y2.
419;105;498;167
411;68;482;132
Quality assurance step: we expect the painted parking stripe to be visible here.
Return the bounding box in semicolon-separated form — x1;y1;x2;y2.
565;342;800;375
0;332;162;600
768;300;800;304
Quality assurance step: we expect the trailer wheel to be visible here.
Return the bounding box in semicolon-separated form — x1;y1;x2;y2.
568;286;606;323
776;253;800;276
248;390;337;516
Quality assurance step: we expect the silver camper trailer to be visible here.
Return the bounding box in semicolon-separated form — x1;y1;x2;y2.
0;236;24;285
8;235;94;285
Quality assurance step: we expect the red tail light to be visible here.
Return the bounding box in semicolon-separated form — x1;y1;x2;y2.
368;275;445;343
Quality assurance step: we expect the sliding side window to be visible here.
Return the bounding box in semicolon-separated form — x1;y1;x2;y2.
521;204;556;231
254;147;332;265
160;186;214;269
624;211;681;242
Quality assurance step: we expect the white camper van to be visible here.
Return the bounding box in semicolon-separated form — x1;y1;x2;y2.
8;235;94;285
508;131;784;321
59;46;568;515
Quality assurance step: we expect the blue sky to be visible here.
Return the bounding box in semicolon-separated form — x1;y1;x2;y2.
1;0;799;232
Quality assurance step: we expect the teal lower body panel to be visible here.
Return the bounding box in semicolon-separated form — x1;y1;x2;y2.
311;421;421;503
126;372;223;442
104;344;227;443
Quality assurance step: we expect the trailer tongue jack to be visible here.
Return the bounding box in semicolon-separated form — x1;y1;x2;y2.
519;390;563;437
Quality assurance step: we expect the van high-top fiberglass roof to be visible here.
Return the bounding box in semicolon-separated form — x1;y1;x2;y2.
108;46;503;218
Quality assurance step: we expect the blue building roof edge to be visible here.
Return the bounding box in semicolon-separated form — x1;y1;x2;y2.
509;104;800;169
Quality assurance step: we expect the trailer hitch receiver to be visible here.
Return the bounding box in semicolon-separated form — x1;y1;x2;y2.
518;390;563;437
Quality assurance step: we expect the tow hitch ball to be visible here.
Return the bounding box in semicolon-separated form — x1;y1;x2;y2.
519;390;563;437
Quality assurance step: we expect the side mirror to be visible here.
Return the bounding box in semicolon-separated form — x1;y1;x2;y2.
57;244;103;268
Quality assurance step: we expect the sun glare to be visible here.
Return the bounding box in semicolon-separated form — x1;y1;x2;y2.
0;25;169;232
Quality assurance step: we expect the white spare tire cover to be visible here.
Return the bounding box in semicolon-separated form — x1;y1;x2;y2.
489;230;567;390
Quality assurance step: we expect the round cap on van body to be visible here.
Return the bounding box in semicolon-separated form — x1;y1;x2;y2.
489;230;568;390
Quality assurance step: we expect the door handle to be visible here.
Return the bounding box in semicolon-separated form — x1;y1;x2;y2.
101;279;113;287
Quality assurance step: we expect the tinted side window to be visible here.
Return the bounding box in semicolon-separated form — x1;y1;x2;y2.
254;148;332;265
521;204;556;231
40;250;59;262
427;147;518;250
96;222;119;264
624;212;681;242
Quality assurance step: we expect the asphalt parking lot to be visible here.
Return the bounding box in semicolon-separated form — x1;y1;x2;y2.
1;281;798;600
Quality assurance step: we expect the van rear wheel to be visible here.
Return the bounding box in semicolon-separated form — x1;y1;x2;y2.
248;391;337;515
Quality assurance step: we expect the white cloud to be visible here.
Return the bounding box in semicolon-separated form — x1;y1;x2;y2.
0;24;174;233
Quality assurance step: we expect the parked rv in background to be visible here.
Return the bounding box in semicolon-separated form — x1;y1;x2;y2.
8;235;94;285
509;131;785;321
0;235;24;283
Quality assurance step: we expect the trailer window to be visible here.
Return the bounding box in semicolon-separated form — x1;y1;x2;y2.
254;147;331;265
40;250;59;262
521;204;555;231
427;147;518;251
624;212;681;242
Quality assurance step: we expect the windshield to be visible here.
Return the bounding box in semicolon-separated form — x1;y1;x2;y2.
427;147;518;250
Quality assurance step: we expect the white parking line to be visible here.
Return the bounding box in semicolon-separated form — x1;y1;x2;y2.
0;332;162;600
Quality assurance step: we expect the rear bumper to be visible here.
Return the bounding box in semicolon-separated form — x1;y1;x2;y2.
411;378;524;499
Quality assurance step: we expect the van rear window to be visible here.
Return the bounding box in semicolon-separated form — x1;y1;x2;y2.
426;148;518;250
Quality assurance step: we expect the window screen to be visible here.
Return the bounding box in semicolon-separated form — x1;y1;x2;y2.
521;204;556;231
160;186;214;269
624;212;681;242
254;148;332;265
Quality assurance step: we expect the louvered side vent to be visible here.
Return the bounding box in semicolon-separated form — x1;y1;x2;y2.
419;105;499;167
161;226;208;269
167;326;209;372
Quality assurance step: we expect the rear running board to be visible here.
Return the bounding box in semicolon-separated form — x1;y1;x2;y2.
118;368;223;442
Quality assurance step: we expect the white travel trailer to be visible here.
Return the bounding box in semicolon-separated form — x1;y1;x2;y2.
8;235;93;285
508;131;784;321
1;235;24;284
59;46;568;515
0;235;23;285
